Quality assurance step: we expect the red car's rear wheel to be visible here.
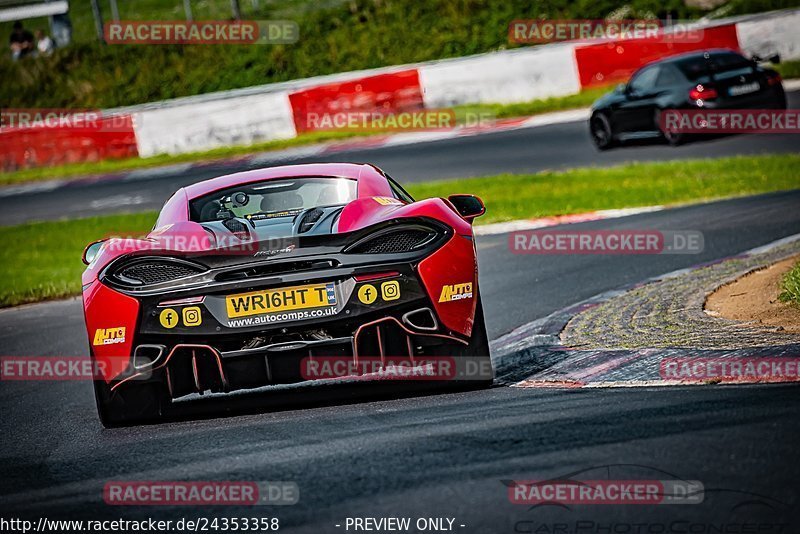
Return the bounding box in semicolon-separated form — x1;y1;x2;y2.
93;378;166;427
455;294;493;387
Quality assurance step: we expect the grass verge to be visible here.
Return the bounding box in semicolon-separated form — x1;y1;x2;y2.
776;59;800;80
409;154;800;223
452;86;610;120
779;261;800;306
0;85;614;187
1;154;798;307
0;212;156;307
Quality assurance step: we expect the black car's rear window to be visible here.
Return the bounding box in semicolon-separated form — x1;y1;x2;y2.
675;52;752;82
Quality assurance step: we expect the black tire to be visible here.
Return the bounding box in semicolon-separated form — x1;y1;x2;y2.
94;378;166;427
777;90;787;110
455;295;494;387
655;108;686;146
589;112;615;150
663;130;685;146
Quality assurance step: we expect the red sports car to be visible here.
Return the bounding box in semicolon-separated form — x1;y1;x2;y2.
82;163;492;426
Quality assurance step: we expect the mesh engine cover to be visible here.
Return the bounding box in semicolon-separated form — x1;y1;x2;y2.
118;262;202;285
351;230;433;254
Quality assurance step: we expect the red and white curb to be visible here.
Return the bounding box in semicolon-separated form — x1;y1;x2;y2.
782;79;800;91
491;232;800;389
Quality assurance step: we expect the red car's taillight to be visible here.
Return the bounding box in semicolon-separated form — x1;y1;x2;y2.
354;271;401;282
689;84;718;101
158;295;206;307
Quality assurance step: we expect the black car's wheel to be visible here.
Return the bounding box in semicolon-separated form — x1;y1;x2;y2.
662;129;685;146
94;377;166;427
655;108;685;146
589;112;615;150
777;90;787;110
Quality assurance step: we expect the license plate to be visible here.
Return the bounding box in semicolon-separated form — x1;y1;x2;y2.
729;82;760;96
226;282;336;319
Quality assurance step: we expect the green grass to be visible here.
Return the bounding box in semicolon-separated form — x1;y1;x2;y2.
2;0;797;109
779;261;800;306
4;0;794;47
0;85;615;186
0;212;156;307
0;0;350;44
408;154;800;224
452;85;611;120
2;154;798;307
776;59;800;79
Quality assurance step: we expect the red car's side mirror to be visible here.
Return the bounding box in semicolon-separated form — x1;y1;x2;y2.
447;194;485;221
82;240;106;265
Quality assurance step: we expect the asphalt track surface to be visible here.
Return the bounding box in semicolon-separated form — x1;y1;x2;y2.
2;88;800;529
2;190;800;531
1;90;799;226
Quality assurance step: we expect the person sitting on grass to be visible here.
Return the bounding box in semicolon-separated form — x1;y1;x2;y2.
35;29;54;56
9;21;34;60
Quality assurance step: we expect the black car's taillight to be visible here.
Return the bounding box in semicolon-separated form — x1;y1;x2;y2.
766;72;782;86
107;257;207;287
689;84;718;101
345;224;441;254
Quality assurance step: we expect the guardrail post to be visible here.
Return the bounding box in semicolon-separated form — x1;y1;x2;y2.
90;0;105;43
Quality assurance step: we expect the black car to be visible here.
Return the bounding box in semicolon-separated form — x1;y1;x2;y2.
589;49;787;149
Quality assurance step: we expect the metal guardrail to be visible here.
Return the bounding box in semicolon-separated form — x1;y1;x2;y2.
0;0;68;23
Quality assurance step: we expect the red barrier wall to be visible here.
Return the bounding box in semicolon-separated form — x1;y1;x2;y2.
574;24;741;88
0;114;138;172
288;69;424;133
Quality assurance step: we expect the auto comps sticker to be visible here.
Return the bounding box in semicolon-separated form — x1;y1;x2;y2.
439;282;473;302
93;327;126;346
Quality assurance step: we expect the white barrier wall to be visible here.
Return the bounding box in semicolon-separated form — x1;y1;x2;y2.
120;9;796;157
418;43;581;109
133;91;296;157
736;10;800;61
